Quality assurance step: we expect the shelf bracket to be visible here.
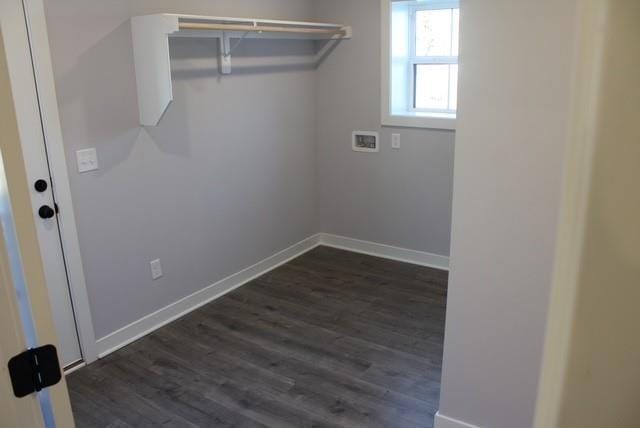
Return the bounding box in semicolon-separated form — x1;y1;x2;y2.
218;30;253;75
219;33;232;74
131;14;180;126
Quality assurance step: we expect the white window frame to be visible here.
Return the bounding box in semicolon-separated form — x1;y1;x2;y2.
408;1;459;115
381;0;459;130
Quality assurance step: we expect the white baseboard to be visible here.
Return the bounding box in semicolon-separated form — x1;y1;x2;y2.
319;233;449;271
94;232;449;359
95;234;322;357
434;412;480;428
63;361;86;375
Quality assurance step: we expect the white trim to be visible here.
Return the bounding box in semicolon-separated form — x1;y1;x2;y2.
63;361;86;376
95;234;322;357
409;0;460;11
20;0;98;363
382;112;456;130
94;233;448;359
319;233;449;271
434;412;480;428
534;1;608;426
381;0;392;126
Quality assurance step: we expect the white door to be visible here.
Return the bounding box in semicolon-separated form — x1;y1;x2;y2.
0;0;82;367
1;24;76;426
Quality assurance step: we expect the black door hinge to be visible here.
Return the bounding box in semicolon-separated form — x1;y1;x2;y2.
8;345;62;398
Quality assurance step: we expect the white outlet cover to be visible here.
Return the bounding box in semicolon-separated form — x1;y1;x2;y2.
76;148;98;173
150;259;163;280
391;133;401;150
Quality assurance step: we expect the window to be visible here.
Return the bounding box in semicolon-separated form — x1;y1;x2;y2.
382;0;460;130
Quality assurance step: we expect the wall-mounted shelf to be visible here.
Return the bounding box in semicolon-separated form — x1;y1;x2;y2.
131;14;352;126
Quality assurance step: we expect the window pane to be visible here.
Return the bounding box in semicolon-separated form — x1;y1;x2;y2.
415;64;449;110
449;64;458;111
391;3;410;58
452;8;460;56
415;9;452;57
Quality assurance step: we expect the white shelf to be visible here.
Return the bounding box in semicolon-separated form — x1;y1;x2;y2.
131;14;352;126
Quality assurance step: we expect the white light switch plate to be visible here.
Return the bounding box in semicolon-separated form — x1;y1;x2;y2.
76;148;98;173
150;259;163;280
391;134;401;150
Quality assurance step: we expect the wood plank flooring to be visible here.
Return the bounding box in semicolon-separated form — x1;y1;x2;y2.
68;246;448;427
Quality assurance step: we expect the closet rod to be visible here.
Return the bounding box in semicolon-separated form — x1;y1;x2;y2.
178;22;347;35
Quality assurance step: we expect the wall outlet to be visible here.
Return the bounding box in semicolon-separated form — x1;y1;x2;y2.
391;134;401;150
150;259;163;280
76;148;98;173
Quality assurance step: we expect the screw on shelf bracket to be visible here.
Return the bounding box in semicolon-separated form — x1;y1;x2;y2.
218;30;251;75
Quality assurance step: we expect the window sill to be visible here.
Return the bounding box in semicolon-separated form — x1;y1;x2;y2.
382;111;456;131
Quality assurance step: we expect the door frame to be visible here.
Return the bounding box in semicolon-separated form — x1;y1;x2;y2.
3;0;98;364
533;0;607;425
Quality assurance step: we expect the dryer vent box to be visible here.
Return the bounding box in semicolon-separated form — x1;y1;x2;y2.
352;131;379;153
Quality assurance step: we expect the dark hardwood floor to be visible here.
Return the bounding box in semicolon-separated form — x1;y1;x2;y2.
68;246;448;427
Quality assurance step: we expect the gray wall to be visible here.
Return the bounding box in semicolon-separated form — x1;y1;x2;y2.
44;0;318;338
314;0;455;257
44;0;456;340
438;0;579;427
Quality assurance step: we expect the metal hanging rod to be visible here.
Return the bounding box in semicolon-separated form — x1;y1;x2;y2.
178;22;348;36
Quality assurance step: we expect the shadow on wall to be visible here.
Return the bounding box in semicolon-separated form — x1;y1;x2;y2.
54;19;330;167
55;20;141;174
169;37;318;79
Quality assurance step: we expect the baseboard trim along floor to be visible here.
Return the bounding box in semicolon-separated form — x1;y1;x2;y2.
319;233;450;271
434;411;480;428
95;233;450;359
95;234;323;357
